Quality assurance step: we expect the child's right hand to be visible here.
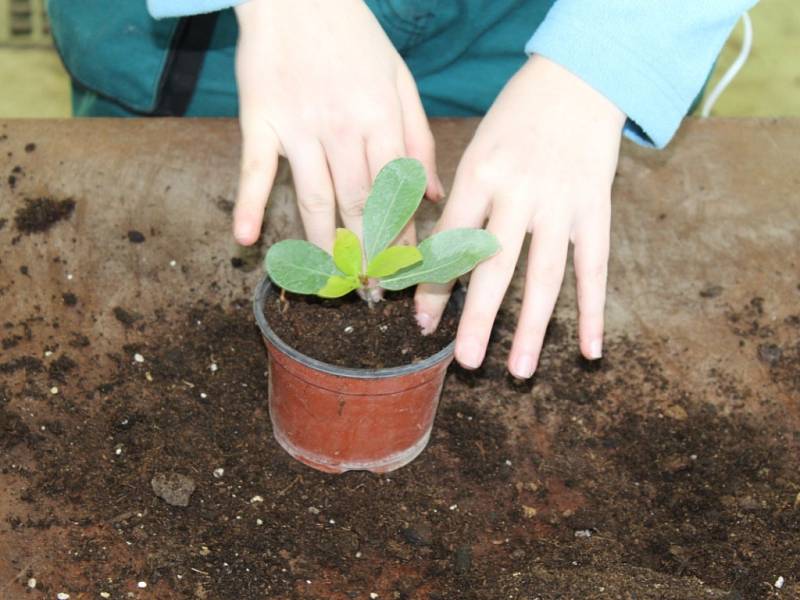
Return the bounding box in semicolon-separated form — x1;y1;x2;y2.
232;0;443;251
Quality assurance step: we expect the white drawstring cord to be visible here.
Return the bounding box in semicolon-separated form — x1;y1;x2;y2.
701;11;753;117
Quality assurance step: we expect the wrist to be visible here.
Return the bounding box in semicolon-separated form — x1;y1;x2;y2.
525;55;626;133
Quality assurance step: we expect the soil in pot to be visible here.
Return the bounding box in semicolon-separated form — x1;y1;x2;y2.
264;287;459;369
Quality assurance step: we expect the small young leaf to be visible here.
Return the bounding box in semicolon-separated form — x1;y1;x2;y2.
380;228;500;290
363;158;426;262
317;274;360;298
265;239;336;294
332;228;362;277
366;245;422;279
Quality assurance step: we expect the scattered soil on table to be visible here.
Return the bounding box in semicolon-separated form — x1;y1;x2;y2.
1;291;798;598
127;230;146;243
113;306;143;328
24;142;36;153
0;218;7;231
7;165;23;190
13;197;76;234
0;391;33;450
264;288;459;369
62;292;78;307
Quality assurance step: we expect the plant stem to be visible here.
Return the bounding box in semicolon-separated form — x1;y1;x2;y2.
279;288;289;314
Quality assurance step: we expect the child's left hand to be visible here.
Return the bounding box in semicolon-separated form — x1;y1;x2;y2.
415;55;626;379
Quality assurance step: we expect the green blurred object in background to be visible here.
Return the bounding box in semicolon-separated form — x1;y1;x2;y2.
0;0;798;119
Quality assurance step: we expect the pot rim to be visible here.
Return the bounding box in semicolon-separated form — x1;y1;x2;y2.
253;275;460;380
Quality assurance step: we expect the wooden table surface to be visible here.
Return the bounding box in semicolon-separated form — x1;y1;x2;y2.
0;118;798;598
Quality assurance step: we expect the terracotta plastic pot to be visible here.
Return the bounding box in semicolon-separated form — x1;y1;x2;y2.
253;277;462;474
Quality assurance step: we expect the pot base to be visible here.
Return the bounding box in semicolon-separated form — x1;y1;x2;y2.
271;421;434;474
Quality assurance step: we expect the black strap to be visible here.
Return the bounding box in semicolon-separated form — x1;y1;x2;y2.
153;12;219;117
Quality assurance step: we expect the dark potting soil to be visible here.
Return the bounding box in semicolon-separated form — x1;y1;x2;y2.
265;287;459;369
13;197;76;234
2;291;800;599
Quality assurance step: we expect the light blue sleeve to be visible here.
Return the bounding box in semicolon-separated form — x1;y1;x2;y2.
525;0;757;148
147;0;245;19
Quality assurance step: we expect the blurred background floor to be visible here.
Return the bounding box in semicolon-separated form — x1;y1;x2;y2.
0;0;798;118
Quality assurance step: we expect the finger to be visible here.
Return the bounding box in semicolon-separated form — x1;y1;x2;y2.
396;220;417;248
414;161;490;332
396;65;444;201
365;129;416;246
572;202;610;360
233;125;281;245
454;203;527;369
285;139;337;252
324;137;371;245
508;219;570;379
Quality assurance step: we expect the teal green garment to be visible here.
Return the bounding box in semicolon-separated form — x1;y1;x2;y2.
49;0;553;118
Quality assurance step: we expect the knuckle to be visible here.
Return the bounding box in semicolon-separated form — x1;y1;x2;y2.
360;104;395;130
297;193;332;215
516;323;547;347
240;157;268;179
324;114;356;139
579;259;608;284
471;158;511;191
536;262;565;288
338;197;366;219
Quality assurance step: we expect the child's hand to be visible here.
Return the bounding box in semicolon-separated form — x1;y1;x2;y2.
415;55;626;379
232;0;443;250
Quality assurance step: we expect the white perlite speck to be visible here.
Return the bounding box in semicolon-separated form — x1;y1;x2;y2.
256;518;263;525
200;392;208;399
250;495;264;503
210;363;218;372
213;467;224;478
775;576;785;589
170;260;177;267
138;581;147;588
100;593;111;599
134;353;144;363
50;386;59;395
26;578;36;588
370;594;379;599
344;325;354;333
575;529;592;538
57;593;70;600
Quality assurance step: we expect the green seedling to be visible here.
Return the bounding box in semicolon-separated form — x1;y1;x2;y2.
265;158;499;300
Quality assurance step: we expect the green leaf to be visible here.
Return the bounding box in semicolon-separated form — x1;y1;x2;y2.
332;228;362;277
317;274;360;298
362;158;426;262
265;239;336;294
380;228;500;290
366;245;422;279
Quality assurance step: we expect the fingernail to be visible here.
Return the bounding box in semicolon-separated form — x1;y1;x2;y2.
511;354;535;379
589;339;603;359
416;312;434;335
234;223;252;245
456;337;484;370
